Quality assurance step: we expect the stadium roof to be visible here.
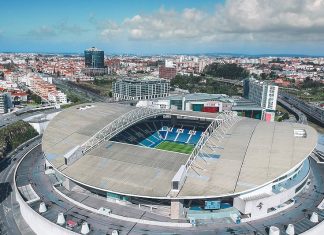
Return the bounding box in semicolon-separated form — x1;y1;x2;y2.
43;103;317;199
166;93;231;102
178;119;317;198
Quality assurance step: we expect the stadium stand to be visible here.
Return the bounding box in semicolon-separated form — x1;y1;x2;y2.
188;131;203;145
111;116;210;151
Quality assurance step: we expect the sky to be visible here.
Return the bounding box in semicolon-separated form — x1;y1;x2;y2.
1;0;324;55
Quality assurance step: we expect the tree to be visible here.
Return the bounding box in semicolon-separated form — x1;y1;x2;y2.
282;112;289;120
28;94;42;104
302;77;323;89
203;63;249;80
260;73;268;80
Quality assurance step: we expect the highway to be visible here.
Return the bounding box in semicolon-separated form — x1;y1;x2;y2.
277;97;308;125
0;137;40;235
207;76;324;126
53;78;108;103
0;107;59;129
280;92;324;127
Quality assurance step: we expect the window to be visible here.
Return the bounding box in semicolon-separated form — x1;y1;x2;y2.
295;180;307;193
172;181;179;190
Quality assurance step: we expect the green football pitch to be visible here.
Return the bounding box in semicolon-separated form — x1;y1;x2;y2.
155;141;195;154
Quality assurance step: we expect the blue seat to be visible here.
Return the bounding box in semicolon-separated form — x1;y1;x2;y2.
140;138;153;147
177;133;190;143
189;131;202;144
159;131;167;139
166;131;177;141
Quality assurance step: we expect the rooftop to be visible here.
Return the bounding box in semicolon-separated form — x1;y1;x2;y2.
43;103;317;199
178;119;317;198
85;47;103;52
116;77;169;83
166;93;231;102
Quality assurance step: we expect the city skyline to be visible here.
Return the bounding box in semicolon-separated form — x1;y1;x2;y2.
1;0;324;55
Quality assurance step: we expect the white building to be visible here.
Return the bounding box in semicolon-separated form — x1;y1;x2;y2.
113;77;170;101
165;60;174;68
136;93;233;113
243;78;278;121
48;91;67;104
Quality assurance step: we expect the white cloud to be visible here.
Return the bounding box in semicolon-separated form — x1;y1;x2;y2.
98;0;324;43
123;7;206;40
25;22;88;39
56;22;88;35
26;25;57;39
99;21;121;40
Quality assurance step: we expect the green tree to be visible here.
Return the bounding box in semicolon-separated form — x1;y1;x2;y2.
204;63;249;80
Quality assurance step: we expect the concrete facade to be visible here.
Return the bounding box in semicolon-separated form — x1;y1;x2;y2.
234;159;310;221
113;77;170;101
243;77;279;118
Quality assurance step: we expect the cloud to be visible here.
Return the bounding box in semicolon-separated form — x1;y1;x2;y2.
88;15;122;41
25;26;57;39
97;0;324;43
213;0;324;40
123;8;206;40
25;22;88;39
56;21;88;35
98;21;121;40
23;0;324;47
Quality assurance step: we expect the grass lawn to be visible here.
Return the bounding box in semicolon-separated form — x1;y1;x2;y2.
155;141;194;154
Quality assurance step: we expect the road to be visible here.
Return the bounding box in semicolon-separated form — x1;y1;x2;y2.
0;137;40;235
0;107;59;129
53;78;108;103
277;97;308;125
207;76;324;127
279;92;324;127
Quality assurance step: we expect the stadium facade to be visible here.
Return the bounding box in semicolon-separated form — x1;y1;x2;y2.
43;103;317;223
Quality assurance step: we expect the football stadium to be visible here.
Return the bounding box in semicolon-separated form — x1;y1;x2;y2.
43;102;317;222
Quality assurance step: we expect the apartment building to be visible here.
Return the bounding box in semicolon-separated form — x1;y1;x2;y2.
48;90;67;104
0;92;13;114
113;77;170;101
243;77;279;121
